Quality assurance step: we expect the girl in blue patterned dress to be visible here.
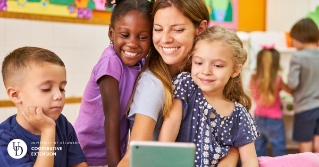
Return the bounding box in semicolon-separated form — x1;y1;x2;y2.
158;26;260;167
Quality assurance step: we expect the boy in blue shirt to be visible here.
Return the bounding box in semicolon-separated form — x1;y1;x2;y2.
0;47;88;167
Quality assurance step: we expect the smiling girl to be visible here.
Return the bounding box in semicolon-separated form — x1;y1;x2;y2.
159;26;260;167
73;0;154;167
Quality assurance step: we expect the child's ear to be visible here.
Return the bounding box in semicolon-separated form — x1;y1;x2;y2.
7;87;22;104
231;64;243;78
108;27;114;43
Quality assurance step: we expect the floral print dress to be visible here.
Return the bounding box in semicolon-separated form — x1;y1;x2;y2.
173;72;259;167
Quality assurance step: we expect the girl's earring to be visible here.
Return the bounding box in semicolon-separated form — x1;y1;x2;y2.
110;41;114;44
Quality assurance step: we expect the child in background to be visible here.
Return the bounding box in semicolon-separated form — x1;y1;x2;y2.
159;26;259;167
73;0;153;166
249;47;292;157
0;47;88;167
288;18;319;153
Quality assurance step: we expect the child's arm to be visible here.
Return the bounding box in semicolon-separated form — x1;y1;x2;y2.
71;162;88;167
280;79;293;95
158;99;183;142
99;75;121;167
238;142;259;167
22;107;56;167
287;55;300;90
217;147;239;167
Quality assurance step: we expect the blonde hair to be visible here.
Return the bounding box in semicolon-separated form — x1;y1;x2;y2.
252;49;280;106
190;26;252;109
126;0;209;118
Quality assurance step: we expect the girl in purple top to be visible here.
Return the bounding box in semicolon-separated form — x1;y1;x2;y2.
73;0;154;166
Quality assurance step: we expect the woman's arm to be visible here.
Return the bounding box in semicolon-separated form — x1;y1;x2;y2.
238;142;259;167
158;99;183;142
217;147;239;167
118;114;157;167
118;71;166;167
280;79;293;95
99;75;121;167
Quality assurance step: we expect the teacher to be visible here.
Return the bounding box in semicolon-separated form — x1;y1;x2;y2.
118;0;238;166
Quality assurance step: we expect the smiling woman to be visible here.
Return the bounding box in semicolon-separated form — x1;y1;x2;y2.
118;0;209;167
152;6;200;76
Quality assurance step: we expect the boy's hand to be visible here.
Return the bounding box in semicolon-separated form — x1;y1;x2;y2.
22;107;57;167
22;107;56;132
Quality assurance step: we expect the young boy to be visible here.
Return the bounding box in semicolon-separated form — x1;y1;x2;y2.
288;18;319;153
0;47;88;167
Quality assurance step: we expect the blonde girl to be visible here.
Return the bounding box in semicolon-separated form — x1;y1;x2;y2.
159;26;259;167
249;48;291;157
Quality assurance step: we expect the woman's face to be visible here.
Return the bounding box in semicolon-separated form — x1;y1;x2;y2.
153;7;198;71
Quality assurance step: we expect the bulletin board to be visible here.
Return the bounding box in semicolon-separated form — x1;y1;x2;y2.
205;0;238;30
0;0;113;19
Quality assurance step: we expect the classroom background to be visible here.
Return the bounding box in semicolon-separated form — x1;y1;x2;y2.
0;0;318;156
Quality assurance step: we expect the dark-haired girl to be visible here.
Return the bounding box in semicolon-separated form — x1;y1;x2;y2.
73;0;154;166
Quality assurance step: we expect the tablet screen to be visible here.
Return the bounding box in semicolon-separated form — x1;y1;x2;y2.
130;141;195;167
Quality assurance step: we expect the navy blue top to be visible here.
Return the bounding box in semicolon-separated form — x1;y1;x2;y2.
0;114;87;167
173;72;259;167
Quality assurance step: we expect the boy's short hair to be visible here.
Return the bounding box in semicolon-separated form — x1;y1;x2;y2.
290;18;319;43
2;47;65;88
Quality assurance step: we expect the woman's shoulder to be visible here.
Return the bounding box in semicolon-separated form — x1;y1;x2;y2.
141;68;157;77
134;68;165;96
128;69;166;120
139;69;164;87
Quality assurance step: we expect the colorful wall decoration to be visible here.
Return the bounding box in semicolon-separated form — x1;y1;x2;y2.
306;6;319;26
205;0;238;30
0;0;113;19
